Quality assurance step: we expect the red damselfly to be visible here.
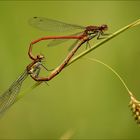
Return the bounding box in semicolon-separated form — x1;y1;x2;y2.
28;17;109;81
30;36;94;81
28;17;108;60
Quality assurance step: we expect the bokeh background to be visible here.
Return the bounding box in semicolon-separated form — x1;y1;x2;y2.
0;1;140;139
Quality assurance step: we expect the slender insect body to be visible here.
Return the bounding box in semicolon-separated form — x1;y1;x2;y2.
29;62;41;74
85;25;108;35
0;17;109;114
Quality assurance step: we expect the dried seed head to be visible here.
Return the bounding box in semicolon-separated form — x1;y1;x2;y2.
129;95;140;124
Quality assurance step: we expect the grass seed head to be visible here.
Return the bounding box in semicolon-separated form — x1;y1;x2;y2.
129;95;140;124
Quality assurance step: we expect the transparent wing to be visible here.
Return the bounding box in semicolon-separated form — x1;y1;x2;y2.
0;69;28;114
68;39;80;51
47;38;69;47
47;32;83;47
29;17;85;32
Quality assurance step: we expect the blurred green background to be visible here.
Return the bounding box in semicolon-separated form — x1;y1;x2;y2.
0;1;140;139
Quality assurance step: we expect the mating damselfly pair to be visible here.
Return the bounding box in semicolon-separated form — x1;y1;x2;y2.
0;17;108;114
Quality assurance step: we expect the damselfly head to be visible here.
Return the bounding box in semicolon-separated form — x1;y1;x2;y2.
37;54;44;60
100;24;108;31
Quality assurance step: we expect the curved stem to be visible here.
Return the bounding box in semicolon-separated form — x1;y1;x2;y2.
84;57;133;97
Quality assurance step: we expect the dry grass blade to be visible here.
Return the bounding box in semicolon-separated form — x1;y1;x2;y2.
60;129;75;140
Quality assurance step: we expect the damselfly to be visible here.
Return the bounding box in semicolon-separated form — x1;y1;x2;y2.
28;17;109;81
0;55;45;114
28;17;108;60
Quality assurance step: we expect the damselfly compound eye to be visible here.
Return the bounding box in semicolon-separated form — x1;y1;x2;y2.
37;54;44;59
101;24;108;30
